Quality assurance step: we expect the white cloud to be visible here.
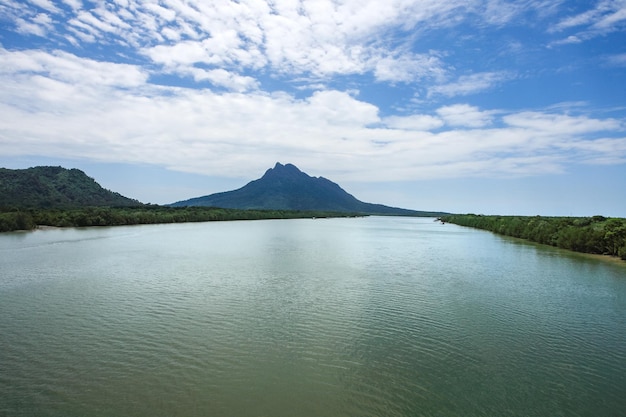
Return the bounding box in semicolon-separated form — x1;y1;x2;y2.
384;114;444;131
1;48;625;184
305;90;380;127
1;0;565;93
71;10;119;36
146;41;210;67
548;35;583;47
145;30;266;71
593;4;626;31
187;68;259;92
27;0;60;14
3;0;482;87
143;3;176;22
555;137;626;165
62;0;82;12
0;48;148;88
15;14;53;37
428;72;511;97
550;8;597;32
481;0;523;25
549;0;626;43
503;112;622;135
436;104;495;128
558;137;626;153
1;0;592;86
605;52;626;66
373;52;446;83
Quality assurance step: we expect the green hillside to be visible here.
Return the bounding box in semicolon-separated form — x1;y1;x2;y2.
0;166;142;208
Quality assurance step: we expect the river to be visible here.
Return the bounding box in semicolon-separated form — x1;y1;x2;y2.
1;217;625;416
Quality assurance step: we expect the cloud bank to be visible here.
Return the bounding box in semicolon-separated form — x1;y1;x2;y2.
0;0;625;189
1;46;624;182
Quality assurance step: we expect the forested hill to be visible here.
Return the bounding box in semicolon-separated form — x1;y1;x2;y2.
171;162;446;217
0;166;142;208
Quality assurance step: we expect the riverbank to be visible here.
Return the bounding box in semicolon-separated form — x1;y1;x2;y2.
0;206;366;232
495;232;626;266
439;214;626;262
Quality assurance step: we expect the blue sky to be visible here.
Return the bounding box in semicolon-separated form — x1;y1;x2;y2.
1;0;625;216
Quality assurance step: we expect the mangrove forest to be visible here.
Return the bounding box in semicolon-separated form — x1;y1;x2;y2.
440;214;626;260
0;206;363;233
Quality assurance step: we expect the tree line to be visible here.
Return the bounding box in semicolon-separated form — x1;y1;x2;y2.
0;206;364;232
439;214;626;260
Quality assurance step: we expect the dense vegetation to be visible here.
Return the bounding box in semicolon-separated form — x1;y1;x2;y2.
0;165;367;231
440;214;626;260
0;166;141;208
0;206;364;232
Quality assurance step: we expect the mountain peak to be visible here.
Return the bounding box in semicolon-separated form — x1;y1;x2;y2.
262;162;308;180
170;163;445;216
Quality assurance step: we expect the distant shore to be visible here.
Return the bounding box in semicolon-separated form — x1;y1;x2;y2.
0;206;366;233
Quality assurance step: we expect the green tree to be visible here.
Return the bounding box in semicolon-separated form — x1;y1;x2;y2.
604;219;626;257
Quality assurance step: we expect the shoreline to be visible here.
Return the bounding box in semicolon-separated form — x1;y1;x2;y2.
440;214;626;265
496;232;626;266
574;251;626;266
36;225;62;230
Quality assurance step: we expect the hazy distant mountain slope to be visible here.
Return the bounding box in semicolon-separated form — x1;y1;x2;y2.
0;166;142;208
171;163;445;216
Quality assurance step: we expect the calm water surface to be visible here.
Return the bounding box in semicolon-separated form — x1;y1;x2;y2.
1;217;625;416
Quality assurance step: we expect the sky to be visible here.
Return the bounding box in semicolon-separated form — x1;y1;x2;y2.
1;0;625;216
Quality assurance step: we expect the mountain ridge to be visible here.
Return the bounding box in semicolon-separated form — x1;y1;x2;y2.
171;162;446;216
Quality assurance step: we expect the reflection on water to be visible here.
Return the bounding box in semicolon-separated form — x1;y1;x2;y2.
1;217;625;416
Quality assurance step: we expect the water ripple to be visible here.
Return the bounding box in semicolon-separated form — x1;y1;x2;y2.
1;218;625;416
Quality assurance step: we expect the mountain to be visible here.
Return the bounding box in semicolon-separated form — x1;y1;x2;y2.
171;162;445;216
0;166;142;208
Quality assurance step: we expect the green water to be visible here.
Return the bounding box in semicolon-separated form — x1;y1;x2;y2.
1;217;625;416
